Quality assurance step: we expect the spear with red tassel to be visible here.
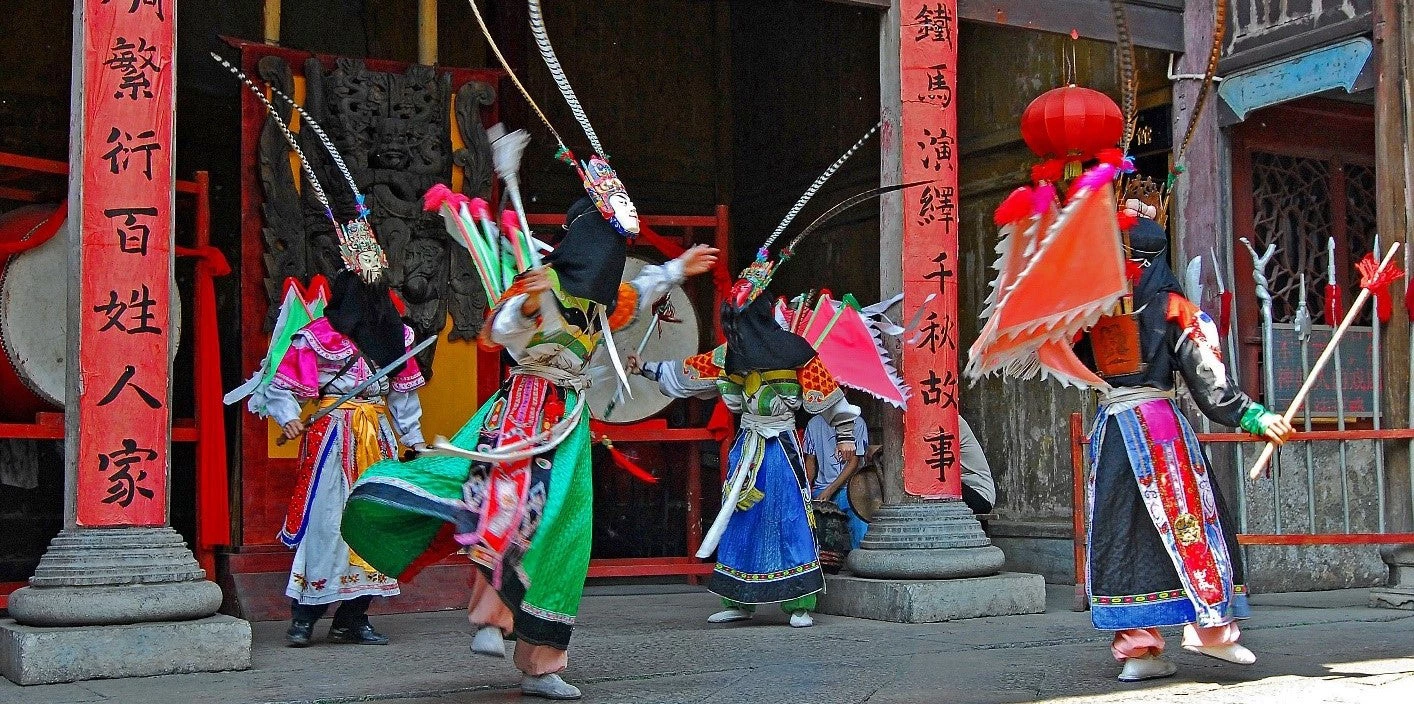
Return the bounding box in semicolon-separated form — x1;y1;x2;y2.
1250;243;1404;478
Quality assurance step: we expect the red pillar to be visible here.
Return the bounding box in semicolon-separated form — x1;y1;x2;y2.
898;1;961;499
71;0;175;526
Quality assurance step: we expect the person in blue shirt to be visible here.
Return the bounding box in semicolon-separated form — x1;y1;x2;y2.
802;414;870;550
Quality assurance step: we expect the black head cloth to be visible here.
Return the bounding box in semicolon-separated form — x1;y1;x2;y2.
324;270;408;374
1126;217;1184;362
720;289;818;375
544;196;627;310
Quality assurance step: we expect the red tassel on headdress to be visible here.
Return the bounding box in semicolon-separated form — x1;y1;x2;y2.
1116;211;1139;232
1031;159;1065;184
993;186;1036;226
1095;148;1125;168
599;438;658;484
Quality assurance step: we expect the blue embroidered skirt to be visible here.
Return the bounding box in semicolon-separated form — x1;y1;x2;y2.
707;432;824;604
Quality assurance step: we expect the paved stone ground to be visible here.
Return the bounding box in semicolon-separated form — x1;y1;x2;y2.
1;585;1411;704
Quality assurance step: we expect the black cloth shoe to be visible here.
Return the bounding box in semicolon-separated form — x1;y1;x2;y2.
286;621;315;647
327;623;389;645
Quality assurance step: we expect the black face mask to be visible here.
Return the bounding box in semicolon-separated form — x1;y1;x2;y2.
543;197;627;310
720;290;818;375
324;271;407;373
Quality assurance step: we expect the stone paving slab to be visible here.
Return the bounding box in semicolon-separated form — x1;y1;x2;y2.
0;585;1409;704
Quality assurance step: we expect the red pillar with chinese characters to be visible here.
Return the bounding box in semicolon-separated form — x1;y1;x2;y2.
71;0;173;527
899;1;961;499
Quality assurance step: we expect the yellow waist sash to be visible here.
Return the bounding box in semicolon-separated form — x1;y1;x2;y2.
316;396;388;577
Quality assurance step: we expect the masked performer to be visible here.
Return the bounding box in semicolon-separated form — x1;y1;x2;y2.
214;54;429;647
1076;209;1292;681
631;126;912;628
343;193;717;698
634;281;856;629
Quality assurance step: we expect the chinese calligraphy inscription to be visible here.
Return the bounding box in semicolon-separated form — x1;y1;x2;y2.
75;0;173;526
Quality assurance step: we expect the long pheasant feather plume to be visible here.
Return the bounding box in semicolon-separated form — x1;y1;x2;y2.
210;52;331;211
764;121;881;250
528;0;605;156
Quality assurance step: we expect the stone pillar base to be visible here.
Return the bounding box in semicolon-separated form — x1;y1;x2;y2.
2;527;250;685
0;616;251;685
1370;545;1414;610
817;572;1047;623
833;500;1046;621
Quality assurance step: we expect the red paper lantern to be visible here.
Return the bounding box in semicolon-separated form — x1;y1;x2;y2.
1020;86;1124;169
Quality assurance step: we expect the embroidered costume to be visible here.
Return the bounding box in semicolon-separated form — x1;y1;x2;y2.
217;54;427;647
343;196;704;681
259;298;426;609
1076;216;1282;663
642;320;858;615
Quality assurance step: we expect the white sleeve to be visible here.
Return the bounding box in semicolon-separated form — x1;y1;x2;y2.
387;389;426;447
642;360;720;400
819;395;861;429
256;384;302;427
626;258;687;319
489;293;539;353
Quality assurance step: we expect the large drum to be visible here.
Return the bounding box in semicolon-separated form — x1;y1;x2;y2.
587;255;702;424
0;204;181;423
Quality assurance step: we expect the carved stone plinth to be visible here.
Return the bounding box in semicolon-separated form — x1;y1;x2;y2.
1370;545;1414;610
825;500;1046;622
847;501;1004;579
1;528;250;685
9;528;222;626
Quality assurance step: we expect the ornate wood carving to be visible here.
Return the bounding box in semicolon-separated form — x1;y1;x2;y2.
253;56;497;375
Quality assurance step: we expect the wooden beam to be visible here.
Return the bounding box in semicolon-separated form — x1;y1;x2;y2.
419;0;438;65
1374;0;1414;533
959;0;1184;52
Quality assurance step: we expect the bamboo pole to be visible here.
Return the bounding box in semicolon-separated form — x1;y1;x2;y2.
264;0;281;45
1250;243;1404;479
419;0;439;65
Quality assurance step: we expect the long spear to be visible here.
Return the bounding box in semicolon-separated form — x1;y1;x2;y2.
1250;243;1404;478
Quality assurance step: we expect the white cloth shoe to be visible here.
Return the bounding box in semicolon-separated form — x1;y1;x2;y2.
789;610;814;628
707;608;753;624
1118;655;1178;682
470;626;506;658
521;673;582;700
1183;643;1256;665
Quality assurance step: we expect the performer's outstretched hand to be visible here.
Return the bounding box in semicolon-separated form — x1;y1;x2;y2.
625;354;643;375
679;245;720;277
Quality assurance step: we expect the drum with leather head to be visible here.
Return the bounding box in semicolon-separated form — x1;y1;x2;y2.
587;254;701;424
846;444;885;522
0;203;181;423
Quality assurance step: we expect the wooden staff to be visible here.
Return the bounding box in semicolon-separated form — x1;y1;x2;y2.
1250;243;1403;478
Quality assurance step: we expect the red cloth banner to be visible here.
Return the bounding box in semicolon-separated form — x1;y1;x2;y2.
900;1;961;498
75;0;174;526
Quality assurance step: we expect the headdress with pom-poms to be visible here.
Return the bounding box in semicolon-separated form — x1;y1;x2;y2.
211;52;387;284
